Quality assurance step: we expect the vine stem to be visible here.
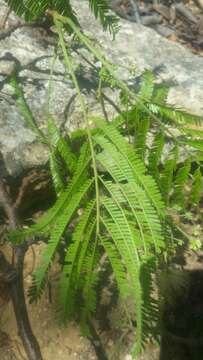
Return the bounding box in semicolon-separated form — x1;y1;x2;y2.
55;19;100;236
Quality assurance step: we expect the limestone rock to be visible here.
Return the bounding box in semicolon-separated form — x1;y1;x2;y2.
0;0;203;176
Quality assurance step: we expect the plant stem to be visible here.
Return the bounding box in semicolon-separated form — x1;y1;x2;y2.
55;19;100;236
51;11;202;168
50;12;182;144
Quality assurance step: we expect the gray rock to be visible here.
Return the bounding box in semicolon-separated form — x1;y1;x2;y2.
0;0;203;176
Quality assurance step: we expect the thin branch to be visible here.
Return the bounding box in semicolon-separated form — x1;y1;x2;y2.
0;178;43;360
0;179;17;229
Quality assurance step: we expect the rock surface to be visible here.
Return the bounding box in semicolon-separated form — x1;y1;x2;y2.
0;0;203;176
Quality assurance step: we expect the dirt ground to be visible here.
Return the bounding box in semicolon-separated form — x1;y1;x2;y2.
0;244;98;360
0;243;160;360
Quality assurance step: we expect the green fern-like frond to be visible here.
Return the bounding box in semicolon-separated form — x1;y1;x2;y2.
101;202;144;351
6;0;119;34
80;235;100;329
139;259;159;341
135;117;150;160
148;131;165;182
181;128;203;138
9;141;91;243
189;167;202;206
183;139;203;152
93;122;166;350
7;12;203;356
99;235;131;299
160;146;178;205
94;118;165;216
138;70;155;102
30;177;93;301
59;200;96;320
172;160;191;207
89;0;119;34
49;151;64;196
47;116;76;175
57;118;166;351
156;104;202;126
6;0;79;24
143;78;202;128
101;197;160;353
151;83;170;104
6;0;33;21
27;141;93;301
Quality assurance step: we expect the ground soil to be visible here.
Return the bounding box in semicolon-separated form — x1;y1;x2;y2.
0;244;98;360
0;242;161;360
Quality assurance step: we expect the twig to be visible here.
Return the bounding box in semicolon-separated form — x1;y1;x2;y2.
0;6;11;29
87;319;108;360
11;245;42;360
0;178;43;360
100;94;109;122
0;180;17;229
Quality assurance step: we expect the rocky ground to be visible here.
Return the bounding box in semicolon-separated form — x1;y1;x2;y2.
0;0;203;177
109;0;203;53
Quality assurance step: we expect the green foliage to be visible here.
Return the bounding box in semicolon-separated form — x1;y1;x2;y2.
189;167;202;206
138;69;155;102
9;113;166;350
148;131;165;181
88;0;119;34
7;10;203;357
160;146;178;205
6;0;77;22
6;0;119;34
112;68;203;213
172;160;191;207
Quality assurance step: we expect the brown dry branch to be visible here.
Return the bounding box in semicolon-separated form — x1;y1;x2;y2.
0;178;43;360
